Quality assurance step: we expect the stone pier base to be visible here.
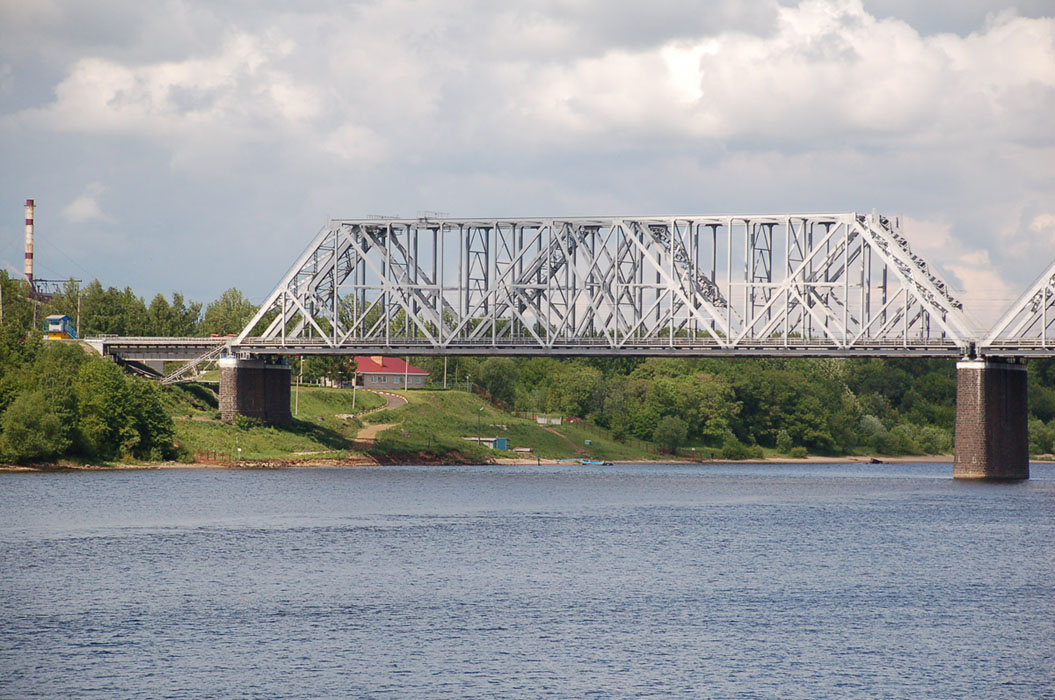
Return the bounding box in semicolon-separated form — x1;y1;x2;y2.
954;359;1028;481
219;357;292;427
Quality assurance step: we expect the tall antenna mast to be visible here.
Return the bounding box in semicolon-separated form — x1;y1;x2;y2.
24;199;34;287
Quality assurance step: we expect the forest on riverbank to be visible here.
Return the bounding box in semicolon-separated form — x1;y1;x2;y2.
413;354;1055;459
1;272;1054;464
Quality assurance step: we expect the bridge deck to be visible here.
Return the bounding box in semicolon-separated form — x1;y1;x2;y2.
234;336;969;358
87;335;1052;360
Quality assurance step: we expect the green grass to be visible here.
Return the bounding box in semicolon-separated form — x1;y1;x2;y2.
365;390;660;461
167;383;386;461
164;381;663;463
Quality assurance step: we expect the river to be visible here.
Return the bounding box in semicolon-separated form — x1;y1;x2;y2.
2;462;1053;699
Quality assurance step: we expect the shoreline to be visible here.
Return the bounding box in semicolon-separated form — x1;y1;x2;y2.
3;453;1052;472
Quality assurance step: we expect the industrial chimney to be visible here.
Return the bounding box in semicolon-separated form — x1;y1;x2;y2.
24;199;34;287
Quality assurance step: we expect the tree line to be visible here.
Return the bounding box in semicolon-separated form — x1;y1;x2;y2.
414;353;1055;458
39;279;257;337
0;273;177;463
2;271;1054;462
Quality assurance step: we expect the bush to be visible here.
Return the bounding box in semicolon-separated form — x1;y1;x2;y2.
1029;418;1055;455
233;414;259;431
789;446;808;459
916;425;951;455
0;390;70;462
876;424;920;455
859;414;885;439
653;415;688;453
721;438;750;460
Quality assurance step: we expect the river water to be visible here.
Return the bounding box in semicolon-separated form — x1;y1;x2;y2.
1;462;1053;699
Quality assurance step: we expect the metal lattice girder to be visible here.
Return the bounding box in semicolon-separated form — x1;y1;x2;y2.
234;212;975;357
982;258;1055;357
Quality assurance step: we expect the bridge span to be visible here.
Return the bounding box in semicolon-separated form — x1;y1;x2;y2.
87;211;1055;481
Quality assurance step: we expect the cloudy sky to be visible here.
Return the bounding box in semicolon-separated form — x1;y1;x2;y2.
1;0;1052;326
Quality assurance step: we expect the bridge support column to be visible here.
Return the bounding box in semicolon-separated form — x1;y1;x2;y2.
219;357;292;427
954;358;1028;480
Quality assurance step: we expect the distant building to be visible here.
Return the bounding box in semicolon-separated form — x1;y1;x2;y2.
354;356;429;389
44;314;77;340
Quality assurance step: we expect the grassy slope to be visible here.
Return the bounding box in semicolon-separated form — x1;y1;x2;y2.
167;383;386;460
165;382;661;463
363;390;652;461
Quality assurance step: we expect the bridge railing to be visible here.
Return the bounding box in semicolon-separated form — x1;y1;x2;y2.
235;334;965;357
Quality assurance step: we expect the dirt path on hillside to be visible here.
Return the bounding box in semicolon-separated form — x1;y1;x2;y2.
355;422;396;442
353;391;409;443
543;426;586;455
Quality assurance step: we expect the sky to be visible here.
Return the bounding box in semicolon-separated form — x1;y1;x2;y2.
0;0;1052;328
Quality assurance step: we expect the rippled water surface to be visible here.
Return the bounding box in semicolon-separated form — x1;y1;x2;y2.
2;462;1054;699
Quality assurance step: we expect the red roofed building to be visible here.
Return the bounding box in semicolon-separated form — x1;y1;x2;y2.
354;356;429;389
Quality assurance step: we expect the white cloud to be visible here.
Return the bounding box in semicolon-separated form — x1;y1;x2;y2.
643;0;1052;144
0;0;1052;311
902;216;1016;329
14;1;1053;160
1029;213;1055;237
323;124;387;163
63;182;112;224
11;33;325;153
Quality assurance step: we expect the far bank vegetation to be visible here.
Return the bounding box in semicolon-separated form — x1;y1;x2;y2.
1;272;1054;464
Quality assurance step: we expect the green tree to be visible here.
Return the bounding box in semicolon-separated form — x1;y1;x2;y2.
549;363;602;417
302;356;355;384
477;357;517;405
203;288;256;336
75;359;137;459
916;425;952;455
125;378;176;460
0;390;70;462
1029;418;1055;455
653;415;688;453
78;281;149;335
147;292;202;336
876;424;919;455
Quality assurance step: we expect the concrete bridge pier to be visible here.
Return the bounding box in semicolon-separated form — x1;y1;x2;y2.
954;358;1029;480
219;357;292;427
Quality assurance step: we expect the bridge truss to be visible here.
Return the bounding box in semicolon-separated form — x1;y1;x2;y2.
982;257;1055;357
234;212;975;357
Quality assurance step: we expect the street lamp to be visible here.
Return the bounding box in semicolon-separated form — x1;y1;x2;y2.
477;406;484;439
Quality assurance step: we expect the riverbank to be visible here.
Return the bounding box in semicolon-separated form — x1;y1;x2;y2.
8;453;1053;473
4;383;1052;472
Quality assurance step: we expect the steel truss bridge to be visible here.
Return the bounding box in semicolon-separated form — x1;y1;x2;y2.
86;211;1055;375
230;212;1052;359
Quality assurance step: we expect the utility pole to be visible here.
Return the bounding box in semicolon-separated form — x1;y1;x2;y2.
443;356;448;389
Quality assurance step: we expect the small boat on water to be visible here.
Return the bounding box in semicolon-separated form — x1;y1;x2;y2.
579;459;613;466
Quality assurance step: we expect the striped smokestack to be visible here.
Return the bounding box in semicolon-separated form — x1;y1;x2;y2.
24;199;34;286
